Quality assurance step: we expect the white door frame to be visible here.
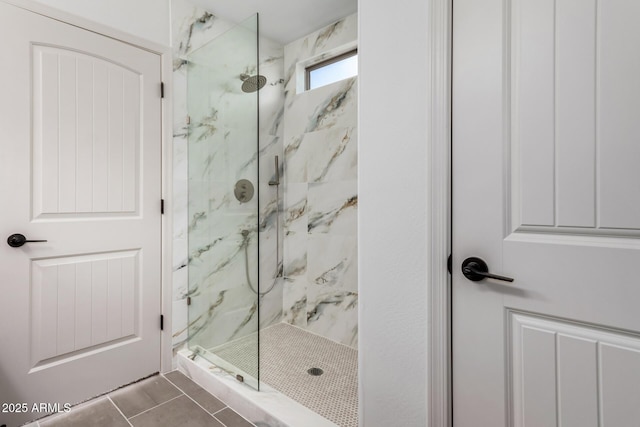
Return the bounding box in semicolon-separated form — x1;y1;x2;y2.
1;0;175;374
426;0;452;426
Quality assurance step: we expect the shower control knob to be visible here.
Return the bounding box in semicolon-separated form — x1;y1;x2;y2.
234;179;255;203
461;257;514;283
7;233;48;248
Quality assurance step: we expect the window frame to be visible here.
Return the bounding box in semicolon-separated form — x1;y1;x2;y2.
305;49;358;91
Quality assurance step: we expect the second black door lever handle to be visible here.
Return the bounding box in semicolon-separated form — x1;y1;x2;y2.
7;233;48;248
461;257;514;282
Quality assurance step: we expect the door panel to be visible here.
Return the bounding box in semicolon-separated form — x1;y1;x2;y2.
511;0;640;235
509;312;640;427
30;251;140;368
0;3;162;426
454;0;640;425
33;45;142;217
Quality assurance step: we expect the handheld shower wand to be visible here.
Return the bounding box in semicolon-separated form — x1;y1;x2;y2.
268;156;280;186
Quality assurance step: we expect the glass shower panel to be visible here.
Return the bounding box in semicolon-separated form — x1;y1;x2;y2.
187;14;260;390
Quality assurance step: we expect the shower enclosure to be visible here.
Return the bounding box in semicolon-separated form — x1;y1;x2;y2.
182;9;358;426
187;14;262;390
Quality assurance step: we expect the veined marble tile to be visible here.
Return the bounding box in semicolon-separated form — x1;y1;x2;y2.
284;77;357;137
189;232;249;290
187;195;234;239
279;15;358;348
307;180;357;235
259;139;284;190
284;126;357;187
172;298;189;349
308;235;357;292
189;284;259;349
284;134;307;183
283;183;308;233
173;135;188;186
173;68;188;132
178;226;195;255
261;86;285;138
258;186;278;232
283;277;308;328
197;147;231;187
170;75;187;351
227;136;261;180
173;186;189;237
259;277;284;329
173;253;189;300
283;231;307;278
306;286;358;348
306;127;357;183
188;185;252;239
189;242;260;345
172;0;235;63
259;217;280;278
259;40;285;138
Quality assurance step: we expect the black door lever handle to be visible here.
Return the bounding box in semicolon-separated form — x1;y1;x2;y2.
461;257;514;282
7;233;48;248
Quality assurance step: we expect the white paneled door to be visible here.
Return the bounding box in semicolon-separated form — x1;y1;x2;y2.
453;0;640;425
0;3;162;426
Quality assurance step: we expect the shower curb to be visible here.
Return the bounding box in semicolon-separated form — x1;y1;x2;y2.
176;350;338;427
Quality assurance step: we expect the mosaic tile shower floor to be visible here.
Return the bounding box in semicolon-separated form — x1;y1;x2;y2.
210;323;358;427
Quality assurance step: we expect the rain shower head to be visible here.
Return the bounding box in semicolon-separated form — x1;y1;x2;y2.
240;74;267;93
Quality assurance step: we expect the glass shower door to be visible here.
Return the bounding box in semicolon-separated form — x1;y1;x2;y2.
187;14;260;389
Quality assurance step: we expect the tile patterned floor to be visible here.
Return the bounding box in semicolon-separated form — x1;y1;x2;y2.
212;323;358;427
32;372;255;427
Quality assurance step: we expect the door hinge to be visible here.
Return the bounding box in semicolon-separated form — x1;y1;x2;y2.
187;296;191;306
160;82;165;98
447;254;452;275
161;199;165;214
160;314;164;330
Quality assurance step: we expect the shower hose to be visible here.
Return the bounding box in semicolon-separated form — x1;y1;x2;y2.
242;187;280;296
242;230;277;296
242;155;281;296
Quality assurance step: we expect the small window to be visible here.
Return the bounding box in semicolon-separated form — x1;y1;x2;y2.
305;50;358;91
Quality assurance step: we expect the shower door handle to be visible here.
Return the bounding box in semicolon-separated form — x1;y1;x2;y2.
7;233;48;248
461;257;514;283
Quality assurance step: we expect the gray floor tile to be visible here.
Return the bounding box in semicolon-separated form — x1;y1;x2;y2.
213;408;255;427
165;371;226;414
164;371;201;394
109;375;182;418
40;398;129;427
129;395;224;427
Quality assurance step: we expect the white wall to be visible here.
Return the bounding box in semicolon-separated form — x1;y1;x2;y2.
359;0;430;425
32;0;170;45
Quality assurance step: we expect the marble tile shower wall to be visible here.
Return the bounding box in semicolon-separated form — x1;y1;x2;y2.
171;0;285;360
282;14;358;348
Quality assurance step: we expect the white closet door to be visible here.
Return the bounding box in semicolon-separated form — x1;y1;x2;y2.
0;3;162;425
453;0;640;425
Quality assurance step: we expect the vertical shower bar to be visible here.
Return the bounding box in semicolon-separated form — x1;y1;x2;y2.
269;155;281;278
